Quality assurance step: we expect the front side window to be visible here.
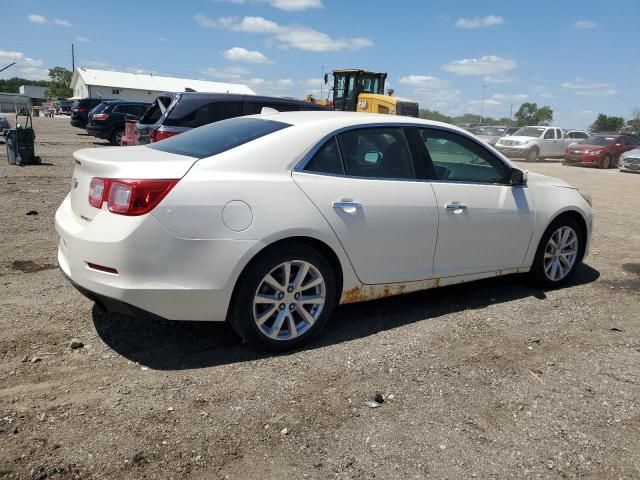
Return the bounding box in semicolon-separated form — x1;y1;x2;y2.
337;127;415;179
544;129;555;139
418;128;509;184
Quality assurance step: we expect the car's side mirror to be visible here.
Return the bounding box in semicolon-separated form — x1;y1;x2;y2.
510;168;527;186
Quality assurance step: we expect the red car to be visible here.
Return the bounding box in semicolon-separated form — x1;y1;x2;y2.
563;134;640;169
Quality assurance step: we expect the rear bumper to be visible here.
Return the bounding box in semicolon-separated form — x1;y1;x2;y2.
70;118;86;128
55;194;261;322
86;125;111;139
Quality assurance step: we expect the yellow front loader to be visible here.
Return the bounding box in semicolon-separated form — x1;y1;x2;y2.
307;69;418;117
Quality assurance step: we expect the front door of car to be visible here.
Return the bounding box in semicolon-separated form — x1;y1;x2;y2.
416;127;535;277
540;128;556;157
292;127;439;285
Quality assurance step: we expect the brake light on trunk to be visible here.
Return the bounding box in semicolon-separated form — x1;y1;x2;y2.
87;178;178;215
76;107;87;112
151;129;178;142
93;113;110;121
88;178;106;208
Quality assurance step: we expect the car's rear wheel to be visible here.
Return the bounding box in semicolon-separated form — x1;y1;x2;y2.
600;155;611;169
111;128;124;146
529;216;583;288
526;147;539;162
228;244;337;352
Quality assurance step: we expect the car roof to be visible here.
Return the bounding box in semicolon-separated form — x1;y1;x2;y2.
250;110;466;133
173;92;324;106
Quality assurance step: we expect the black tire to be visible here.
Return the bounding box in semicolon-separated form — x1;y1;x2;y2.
34;156;42;165
526;147;539;162
600;155;610;169
16;155;23;166
228;243;338;352
528;215;583;288
111;128;124;146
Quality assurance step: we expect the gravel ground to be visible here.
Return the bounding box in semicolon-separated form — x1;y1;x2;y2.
1;117;639;479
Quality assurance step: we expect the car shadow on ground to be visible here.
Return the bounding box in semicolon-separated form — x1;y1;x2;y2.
93;264;600;371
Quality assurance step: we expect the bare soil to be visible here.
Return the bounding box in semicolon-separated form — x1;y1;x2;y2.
1;117;639;479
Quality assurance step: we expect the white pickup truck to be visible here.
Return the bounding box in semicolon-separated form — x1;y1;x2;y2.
495;126;583;162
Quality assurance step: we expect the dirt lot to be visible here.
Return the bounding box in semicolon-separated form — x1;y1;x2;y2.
1;117;639;479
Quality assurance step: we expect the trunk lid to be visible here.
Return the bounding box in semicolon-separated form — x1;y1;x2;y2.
70;146;196;222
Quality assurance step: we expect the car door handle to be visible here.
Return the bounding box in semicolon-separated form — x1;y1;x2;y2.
445;203;467;212
332;201;362;212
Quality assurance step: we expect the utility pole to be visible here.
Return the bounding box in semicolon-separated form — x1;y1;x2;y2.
509;104;513;127
71;44;75;71
0;62;16;73
479;83;486;124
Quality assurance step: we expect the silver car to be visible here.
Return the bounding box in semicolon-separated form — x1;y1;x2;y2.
619;147;640;173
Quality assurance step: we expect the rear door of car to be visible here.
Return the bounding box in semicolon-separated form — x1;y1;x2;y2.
292;125;439;284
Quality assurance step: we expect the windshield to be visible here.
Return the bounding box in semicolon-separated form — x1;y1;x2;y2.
148;117;291;158
582;136;615;146
514;127;546;138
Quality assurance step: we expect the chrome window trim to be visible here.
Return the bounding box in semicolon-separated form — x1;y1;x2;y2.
294;121;517;187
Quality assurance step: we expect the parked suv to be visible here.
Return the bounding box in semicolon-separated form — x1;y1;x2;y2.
70;98;108;129
136;93;329;144
86;100;150;145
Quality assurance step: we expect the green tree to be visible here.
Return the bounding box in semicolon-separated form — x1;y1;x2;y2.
624;109;640;135
0;77;51;94
419;109;452;123
45;67;73;98
514;102;554;126
590;113;624;132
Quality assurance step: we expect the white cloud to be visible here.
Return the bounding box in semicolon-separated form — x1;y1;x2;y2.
28;14;47;24
540;92;553;98
54;18;72;27
223;47;273;63
443;55;517;76
0;50;47;80
484;74;513;83
491;93;528;102
397;74;460;110
398;75;450;89
269;0;323;11
202;66;251;81
216;0;323;10
455;15;504;29
246;77;297;96
196;15;373;52
75;36;91;43
561;79;617;96
573;20;596;29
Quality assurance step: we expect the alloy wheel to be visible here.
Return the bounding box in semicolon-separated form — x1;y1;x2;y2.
253;260;326;341
543;226;578;282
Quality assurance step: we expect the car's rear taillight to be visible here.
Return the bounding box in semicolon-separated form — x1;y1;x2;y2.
88;178;106;208
87;178;178;216
76;107;87;112
93;113;110;121
151;129;178;142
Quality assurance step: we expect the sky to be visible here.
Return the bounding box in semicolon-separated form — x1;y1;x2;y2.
1;0;639;128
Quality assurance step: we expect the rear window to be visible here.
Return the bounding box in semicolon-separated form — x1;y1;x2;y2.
164;98;244;128
140;95;174;124
148;117;291;158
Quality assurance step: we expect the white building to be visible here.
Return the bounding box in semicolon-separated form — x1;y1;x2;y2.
70;68;255;102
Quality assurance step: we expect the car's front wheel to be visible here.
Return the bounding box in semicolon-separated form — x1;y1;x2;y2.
228;244;337;352
526;147;539;162
529;216;583;288
600;155;611;169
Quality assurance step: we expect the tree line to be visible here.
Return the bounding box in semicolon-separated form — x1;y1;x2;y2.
420;102;640;134
0;67;73;99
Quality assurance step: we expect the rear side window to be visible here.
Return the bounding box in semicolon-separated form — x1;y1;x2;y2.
305;137;344;175
164;99;244;128
148;117;291;159
140;96;174;124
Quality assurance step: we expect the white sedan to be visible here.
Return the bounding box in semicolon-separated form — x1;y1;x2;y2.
55;111;593;351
